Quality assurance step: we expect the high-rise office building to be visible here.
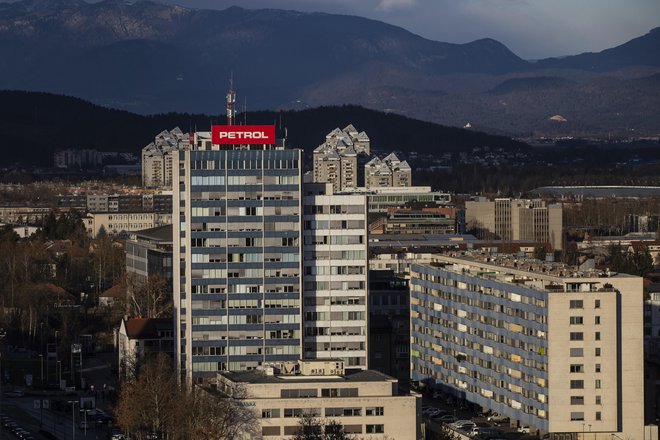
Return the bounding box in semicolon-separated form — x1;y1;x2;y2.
410;252;643;438
174;132;303;383
302;183;369;368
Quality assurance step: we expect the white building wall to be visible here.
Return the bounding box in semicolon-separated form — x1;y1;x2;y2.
303;186;369;368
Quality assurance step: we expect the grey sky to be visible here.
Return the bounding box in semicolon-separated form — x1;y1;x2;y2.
160;0;659;59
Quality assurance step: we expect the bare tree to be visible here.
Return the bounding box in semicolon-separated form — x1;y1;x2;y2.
293;413;355;440
186;385;259;440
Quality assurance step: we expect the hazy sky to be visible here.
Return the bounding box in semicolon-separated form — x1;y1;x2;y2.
159;0;659;59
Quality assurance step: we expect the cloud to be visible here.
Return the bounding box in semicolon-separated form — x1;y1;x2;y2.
376;0;417;11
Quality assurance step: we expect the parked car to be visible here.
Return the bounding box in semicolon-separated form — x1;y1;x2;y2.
518;426;531;434
452;420;476;430
437;414;457;423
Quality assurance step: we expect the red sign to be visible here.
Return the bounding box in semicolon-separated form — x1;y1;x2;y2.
211;125;276;145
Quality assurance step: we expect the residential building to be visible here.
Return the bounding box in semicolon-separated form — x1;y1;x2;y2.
410;252;643;438
125;224;174;287
466;198;563;250
302;183;369;369
174;133;303;383
365;153;411;189
216;359;420;440
142;127;190;188
313;125;370;192
118;317;175;379
83;212;173;237
54;149;103;169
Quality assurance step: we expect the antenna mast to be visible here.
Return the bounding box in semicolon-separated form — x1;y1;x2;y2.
226;73;236;126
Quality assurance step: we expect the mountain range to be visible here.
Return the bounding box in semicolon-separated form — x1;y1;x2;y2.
0;0;658;137
0;90;527;166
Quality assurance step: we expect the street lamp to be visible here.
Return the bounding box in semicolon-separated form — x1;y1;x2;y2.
69;400;78;440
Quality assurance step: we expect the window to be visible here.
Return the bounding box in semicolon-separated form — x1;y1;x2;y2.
595;299;601;308
262;426;281;436
570;300;583;309
366;425;384;434
595;347;601;357
262;409;280;418
365;407;384;416
595;316;601;325
595;332;601;341
570;412;585;421
570;332;584;341
570;396;584;405
570;380;584;389
569;316;584;325
596;412;602;421
596;396;602;405
570;348;584;357
595;364;601;373
570;364;584;373
595;379;601;389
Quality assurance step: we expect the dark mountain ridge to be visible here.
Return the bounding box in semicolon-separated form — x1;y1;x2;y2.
0;90;528;166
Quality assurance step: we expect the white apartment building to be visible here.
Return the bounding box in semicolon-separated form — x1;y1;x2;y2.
142;127;189;188
466;198;563;250
365;153;412;189
216;359;420;439
410;252;644;439
313;125;370;192
303;183;369;369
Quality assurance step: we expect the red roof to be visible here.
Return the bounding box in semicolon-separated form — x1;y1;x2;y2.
123;318;172;339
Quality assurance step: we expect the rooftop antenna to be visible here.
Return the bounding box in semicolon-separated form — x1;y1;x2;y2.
226;72;236;126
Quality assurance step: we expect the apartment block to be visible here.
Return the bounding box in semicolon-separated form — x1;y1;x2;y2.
142;127;190;188
313;125;370;192
365;153;411;189
466;198;563;250
409;252;643;438
302;183;369;368
216;359;420;440
369;207;457;235
174;138;303;382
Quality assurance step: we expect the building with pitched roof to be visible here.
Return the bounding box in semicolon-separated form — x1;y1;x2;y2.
365;153;411;189
142;127;190;188
313;125;370;192
118;317;174;379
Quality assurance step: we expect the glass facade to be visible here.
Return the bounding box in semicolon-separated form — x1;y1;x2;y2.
176;148;303;381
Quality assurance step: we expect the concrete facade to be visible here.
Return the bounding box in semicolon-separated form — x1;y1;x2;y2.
466;198;563;250
302;183;369;369
216;359;420;439
409;253;643;439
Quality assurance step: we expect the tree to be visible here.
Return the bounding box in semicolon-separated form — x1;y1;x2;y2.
116;354;258;440
186;386;259;440
429;425;460;440
116;353;180;439
127;273;172;318
293;414;355;440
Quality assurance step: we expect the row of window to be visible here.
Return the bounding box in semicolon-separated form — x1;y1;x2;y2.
569;332;602;341
569;299;601;309
262;424;382;437
569;379;603;389
569;316;602;325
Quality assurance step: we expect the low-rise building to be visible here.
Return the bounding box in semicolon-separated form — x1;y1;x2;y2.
125;224;173;287
84;212;173;237
369;207;457;235
216;359;420;439
118;317;175;379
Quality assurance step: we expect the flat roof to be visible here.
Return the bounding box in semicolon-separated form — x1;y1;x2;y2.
219;369;395;385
